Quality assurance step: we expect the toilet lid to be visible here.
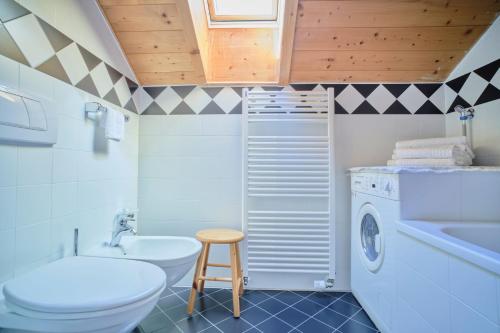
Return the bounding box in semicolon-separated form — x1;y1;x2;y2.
3;256;166;314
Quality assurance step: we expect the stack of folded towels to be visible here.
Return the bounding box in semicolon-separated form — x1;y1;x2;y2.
388;136;474;167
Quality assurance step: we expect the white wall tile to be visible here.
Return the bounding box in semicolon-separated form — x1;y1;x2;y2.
0;229;15;283
0;187;16;231
19;64;54;99
51;182;78;218
52;149;79;183
0;145;18;187
15;221;52;272
0;55;20;89
17;146;53;185
16;185;51;226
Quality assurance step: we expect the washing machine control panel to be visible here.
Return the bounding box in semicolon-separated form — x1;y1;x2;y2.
351;173;399;200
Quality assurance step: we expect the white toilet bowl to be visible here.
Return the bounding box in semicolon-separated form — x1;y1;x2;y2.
0;256;166;333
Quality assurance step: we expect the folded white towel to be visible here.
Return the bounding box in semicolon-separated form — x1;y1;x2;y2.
387;157;472;167
392;144;475;160
395;136;468;149
100;107;124;141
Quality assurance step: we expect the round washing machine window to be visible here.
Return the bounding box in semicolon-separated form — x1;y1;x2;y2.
358;204;384;272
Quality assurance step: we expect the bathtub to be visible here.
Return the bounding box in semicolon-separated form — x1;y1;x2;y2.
84;236;202;287
398;220;500;275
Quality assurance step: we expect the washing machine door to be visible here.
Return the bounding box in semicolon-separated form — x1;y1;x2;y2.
357;203;384;272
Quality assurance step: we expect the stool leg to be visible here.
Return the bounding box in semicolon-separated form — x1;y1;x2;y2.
187;242;206;315
230;243;241;318
198;243;210;293
235;243;244;296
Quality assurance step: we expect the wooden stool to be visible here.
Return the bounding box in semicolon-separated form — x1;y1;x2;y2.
187;228;244;317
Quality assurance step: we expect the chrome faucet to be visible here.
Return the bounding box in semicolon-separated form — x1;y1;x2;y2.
110;211;137;247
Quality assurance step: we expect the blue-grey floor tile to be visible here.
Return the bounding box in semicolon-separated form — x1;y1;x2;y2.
153;326;182;333
327;300;360;318
140;312;176;333
176;315;214;333
175;289;192;301
307;292;343;306
223;297;254;312
240;306;273;326
276;307;309;327
241;290;270;305
158;294;185;311
351;310;377;330
256;317;294;333
244;328;262;333
291;298;325;316
216;317;254;333
341;293;362;307
198;325;222;333
170;287;190;293
337;318;377;333
273;291;304;305
296;318;334;333
160;288;174;298
261;290;282;297
195;295;222;312
257;298;288;314
209;289;234;303
164;304;193;322
203;288;222;294
313;308;349;329
291;291;314;297
200;305;234;324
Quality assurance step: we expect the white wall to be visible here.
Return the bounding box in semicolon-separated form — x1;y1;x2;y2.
138;114;445;290
15;0;136;80
446;17;500;165
0;55;138;282
138;115;241;287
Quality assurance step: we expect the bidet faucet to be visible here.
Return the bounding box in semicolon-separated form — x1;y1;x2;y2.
110;211;137;247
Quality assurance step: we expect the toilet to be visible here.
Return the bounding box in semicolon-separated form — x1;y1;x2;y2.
0;256;166;333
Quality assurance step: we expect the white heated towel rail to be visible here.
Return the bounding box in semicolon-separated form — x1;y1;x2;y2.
242;88;335;290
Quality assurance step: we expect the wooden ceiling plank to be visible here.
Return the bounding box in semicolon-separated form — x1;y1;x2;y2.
294;26;487;51
116;30;188;54
128;53;194;72
292;50;464;72
137;71;205;84
297;1;499;28
290;70;445;83
279;0;299;85
102;4;182;32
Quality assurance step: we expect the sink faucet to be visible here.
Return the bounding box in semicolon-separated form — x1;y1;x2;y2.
110;211;137;247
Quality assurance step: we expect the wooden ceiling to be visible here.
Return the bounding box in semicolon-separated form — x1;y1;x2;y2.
291;0;500;82
99;0;206;84
99;0;500;85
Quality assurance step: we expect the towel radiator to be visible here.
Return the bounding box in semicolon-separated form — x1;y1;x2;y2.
242;88;335;290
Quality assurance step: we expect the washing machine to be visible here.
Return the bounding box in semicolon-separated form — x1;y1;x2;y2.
351;170;399;333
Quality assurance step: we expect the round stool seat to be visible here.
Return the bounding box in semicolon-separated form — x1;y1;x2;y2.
196;228;244;244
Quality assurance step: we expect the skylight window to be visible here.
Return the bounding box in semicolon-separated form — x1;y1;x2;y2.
206;0;279;26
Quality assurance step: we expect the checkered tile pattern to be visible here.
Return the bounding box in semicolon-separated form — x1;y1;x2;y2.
137;83;446;116
0;0;139;113
136;287;379;333
445;58;500;113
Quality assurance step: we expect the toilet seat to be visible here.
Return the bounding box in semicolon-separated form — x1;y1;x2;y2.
0;256;166;333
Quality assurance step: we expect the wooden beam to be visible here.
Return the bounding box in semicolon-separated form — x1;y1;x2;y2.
279;0;299;85
175;0;206;83
99;0;176;7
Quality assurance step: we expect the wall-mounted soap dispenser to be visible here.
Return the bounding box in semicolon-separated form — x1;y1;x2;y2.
0;85;57;145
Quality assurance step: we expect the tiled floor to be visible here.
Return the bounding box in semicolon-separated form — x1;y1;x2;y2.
136;287;379;333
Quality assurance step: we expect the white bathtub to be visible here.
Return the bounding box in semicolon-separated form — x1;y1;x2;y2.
398;220;500;276
84;236;202;287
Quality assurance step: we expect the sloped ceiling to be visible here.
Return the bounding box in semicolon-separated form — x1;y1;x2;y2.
290;0;500;83
99;0;500;85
